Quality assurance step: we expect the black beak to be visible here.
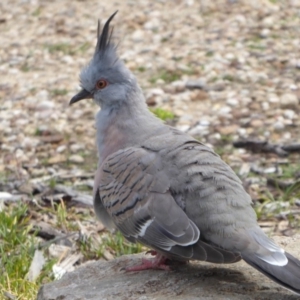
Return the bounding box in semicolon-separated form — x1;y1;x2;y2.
69;89;93;105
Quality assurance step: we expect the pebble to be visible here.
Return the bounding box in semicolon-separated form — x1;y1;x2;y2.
188;123;210;136
1;0;300;210
70;144;84;153
283;109;295;119
56;145;67;153
36;100;54;111
260;28;270;38
61;55;74;64
218;106;232;115
273;121;285;131
261;102;270;111
143;18;160;30
268;94;280;103
131;29;145;42
185;79;206;90
69;155;84;163
226;98;239;106
250;119;264;128
262;16;274;28
35;90;49;102
280;93;298;109
171;81;186;93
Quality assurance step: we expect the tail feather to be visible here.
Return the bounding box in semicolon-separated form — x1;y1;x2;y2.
243;251;300;295
168;240;241;264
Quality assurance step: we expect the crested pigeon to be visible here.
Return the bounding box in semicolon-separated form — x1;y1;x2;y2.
70;11;300;295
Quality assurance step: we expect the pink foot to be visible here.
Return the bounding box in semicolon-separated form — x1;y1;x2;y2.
125;252;170;271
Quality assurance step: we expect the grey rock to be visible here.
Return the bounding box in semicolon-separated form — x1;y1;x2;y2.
185;79;206;90
37;236;300;300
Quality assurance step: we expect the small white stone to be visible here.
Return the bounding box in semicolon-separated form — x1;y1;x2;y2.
56;145;67;153
21;137;40;148
289;84;297;90
131;30;144;42
70;144;84;153
261;102;270;110
268;94;280;103
69;155;84;163
0;192;14;201
218;106;232;115
273;121;285;131
262;16;274;27
155;79;165;85
260;28;270;38
36;100;54;111
210;133;221;140
225;53;235;60
61;55;74;64
280;93;298;109
226;98;238;106
35;90;49;101
149;88;165;96
237;128;247;136
15;148;24;159
199;120;210;126
144;18;160;30
283;109;295;119
283;132;291;140
176;124;190;132
235;14;246;24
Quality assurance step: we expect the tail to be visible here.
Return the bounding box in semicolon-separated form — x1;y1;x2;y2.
238;228;300;294
243;251;300;294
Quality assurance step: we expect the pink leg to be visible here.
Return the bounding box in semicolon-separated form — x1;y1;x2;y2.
125;252;170;271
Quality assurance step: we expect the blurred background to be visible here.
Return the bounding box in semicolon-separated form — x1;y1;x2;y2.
1;0;300;298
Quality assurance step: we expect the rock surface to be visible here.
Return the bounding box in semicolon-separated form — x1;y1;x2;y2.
37;236;300;300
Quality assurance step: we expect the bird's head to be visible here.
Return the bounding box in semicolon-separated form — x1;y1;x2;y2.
70;11;134;109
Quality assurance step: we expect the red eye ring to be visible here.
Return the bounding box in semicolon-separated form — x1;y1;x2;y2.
96;79;108;90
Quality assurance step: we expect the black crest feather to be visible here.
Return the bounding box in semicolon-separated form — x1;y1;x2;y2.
95;11;118;56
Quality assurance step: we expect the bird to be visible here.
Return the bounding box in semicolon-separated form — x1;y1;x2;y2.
70;11;300;295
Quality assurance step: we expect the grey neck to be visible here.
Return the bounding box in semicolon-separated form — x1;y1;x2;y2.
95;84;163;163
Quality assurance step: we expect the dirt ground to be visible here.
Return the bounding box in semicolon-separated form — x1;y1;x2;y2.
1;0;300;268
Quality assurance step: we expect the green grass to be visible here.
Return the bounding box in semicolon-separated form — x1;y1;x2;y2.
101;231;144;257
137;66;146;72
0;203;56;300
150;108;175;121
205;51;214;57
213;135;234;157
149;68;195;84
32;7;42;16
50;89;68;97
44;42;90;56
222;74;235;82
0;200;146;299
247;43;266;51
279;163;300;179
149;70;180;84
254;186;299;223
1;153;299;299
253;166;300;226
20;63;30;72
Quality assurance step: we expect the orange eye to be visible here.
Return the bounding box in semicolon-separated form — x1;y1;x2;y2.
96;79;108;89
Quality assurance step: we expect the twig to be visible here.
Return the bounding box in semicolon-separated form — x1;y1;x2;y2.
233;140;300;157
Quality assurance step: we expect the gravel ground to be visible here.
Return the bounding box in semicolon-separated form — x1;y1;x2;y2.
1;0;300;233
